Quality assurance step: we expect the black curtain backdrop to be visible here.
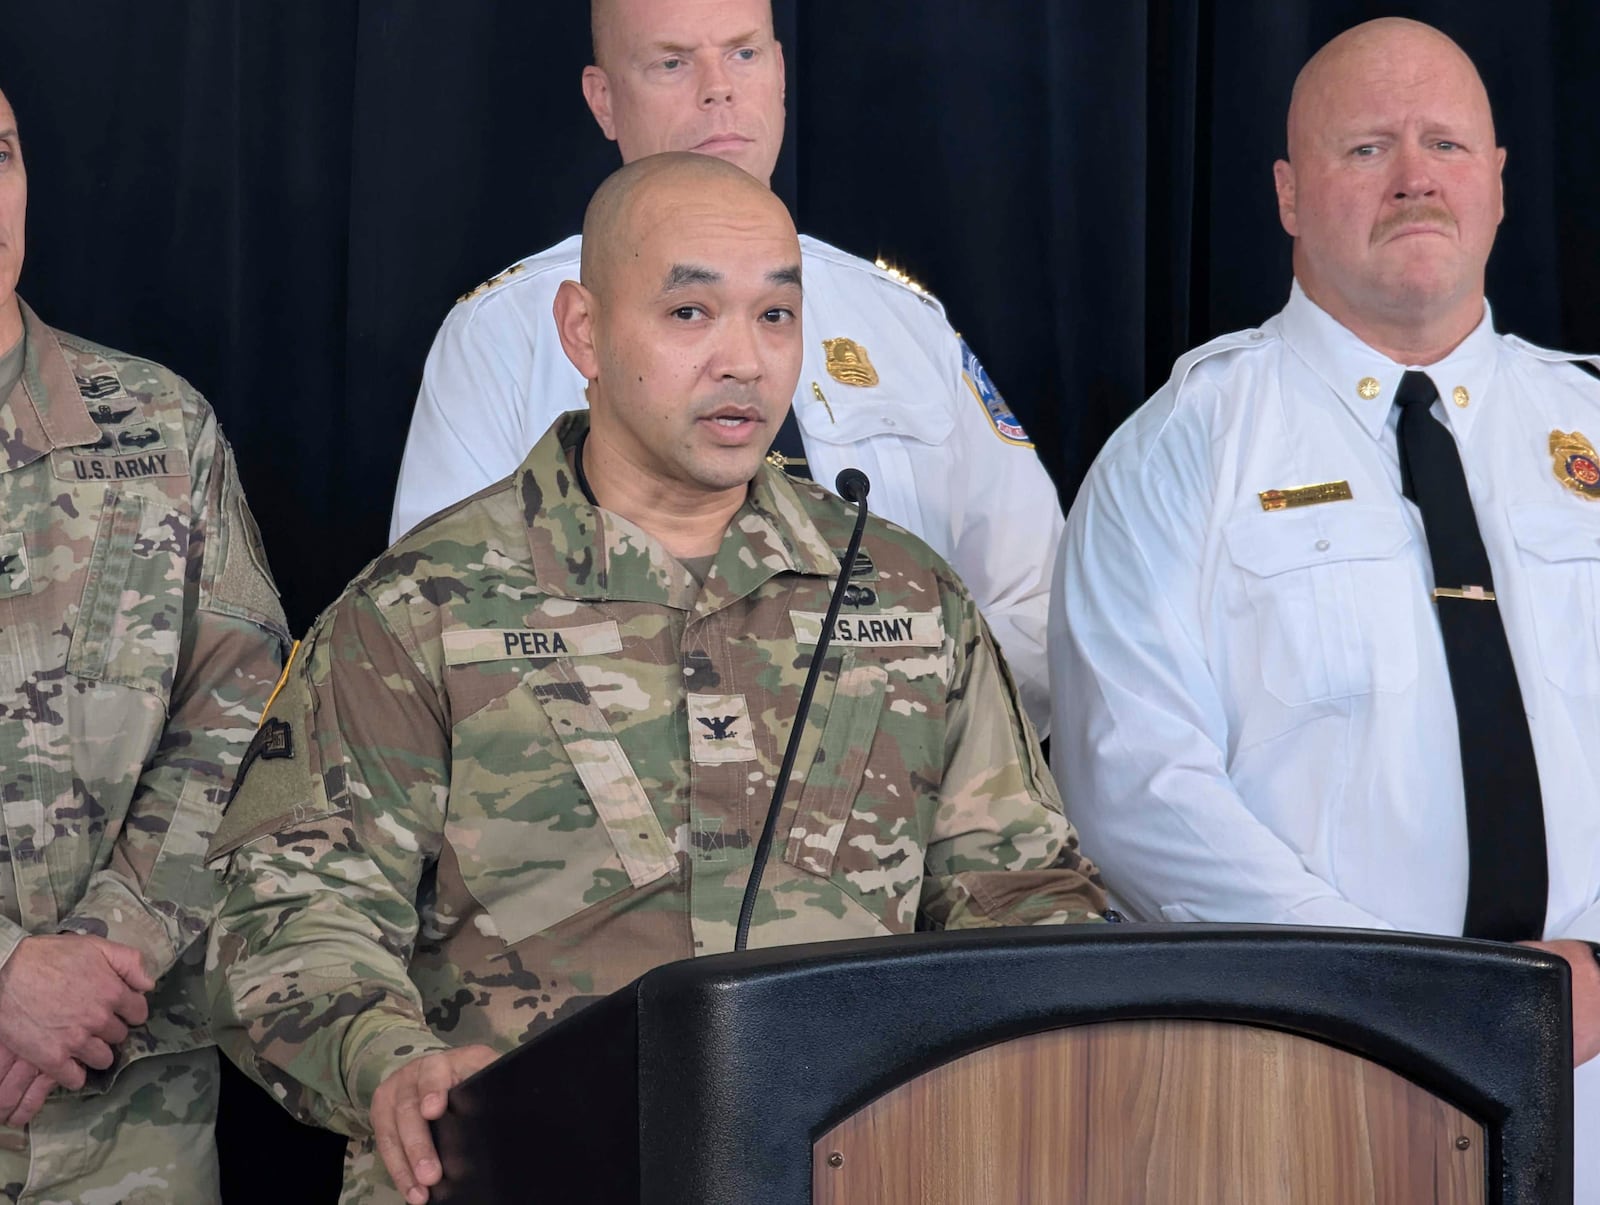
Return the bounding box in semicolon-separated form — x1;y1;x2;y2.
1;2;1596;1201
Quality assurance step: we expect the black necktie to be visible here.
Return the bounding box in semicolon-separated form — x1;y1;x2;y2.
1394;370;1547;941
764;406;812;482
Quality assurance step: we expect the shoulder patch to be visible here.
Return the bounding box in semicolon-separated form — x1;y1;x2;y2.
226;718;295;810
0;532;31;600
457;261;527;304
207;668;327;863
961;339;1031;447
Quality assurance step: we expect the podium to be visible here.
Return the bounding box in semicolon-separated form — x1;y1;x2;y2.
432;925;1572;1203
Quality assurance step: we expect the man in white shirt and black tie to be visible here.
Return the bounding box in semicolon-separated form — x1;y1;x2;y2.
1052;17;1600;1193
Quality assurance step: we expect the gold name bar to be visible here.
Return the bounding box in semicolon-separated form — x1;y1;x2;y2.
1259;481;1354;511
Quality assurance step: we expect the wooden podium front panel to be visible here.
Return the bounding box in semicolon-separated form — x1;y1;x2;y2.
812;1020;1485;1204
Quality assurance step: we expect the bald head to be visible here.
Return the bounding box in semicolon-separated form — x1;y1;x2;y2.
553;150;804;530
578;151;793;296
582;0;786;186
1270;18;1505;363
590;0;619;66
1286;19;1493;160
592;0;775;67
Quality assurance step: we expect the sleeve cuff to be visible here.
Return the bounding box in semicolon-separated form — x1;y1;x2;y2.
58;878;180;980
343;1016;453;1116
1554;907;1600;945
0;916;27;975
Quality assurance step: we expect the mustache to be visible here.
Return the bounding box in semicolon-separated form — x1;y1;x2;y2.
1371;205;1456;242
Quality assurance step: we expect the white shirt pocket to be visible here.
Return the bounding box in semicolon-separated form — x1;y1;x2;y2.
1508;502;1600;695
1225;505;1419;706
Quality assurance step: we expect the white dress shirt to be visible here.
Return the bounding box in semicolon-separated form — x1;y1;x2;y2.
1053;282;1600;1192
391;234;1064;733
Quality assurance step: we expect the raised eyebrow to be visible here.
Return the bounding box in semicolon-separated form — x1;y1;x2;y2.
662;264;721;293
767;265;802;291
0;129;16;143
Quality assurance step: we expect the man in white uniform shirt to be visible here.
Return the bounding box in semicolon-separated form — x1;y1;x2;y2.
391;0;1062;733
1052;17;1600;1190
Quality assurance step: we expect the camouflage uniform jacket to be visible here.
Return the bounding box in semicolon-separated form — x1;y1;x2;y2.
207;411;1104;1166
0;299;289;1079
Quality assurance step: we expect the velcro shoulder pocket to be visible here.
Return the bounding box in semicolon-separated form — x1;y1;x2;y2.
207;651;336;864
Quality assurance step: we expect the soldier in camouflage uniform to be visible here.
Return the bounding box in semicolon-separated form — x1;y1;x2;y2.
207;154;1104;1205
0;89;290;1202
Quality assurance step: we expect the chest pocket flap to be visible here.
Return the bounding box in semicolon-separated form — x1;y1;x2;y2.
797;286;956;447
1224;503;1418;705
1508;501;1600;563
782;656;889;877
1508;502;1600;695
445;656;677;948
1225;503;1411;578
66;488;184;696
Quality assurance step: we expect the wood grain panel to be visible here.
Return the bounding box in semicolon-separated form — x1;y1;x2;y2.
812;1020;1484;1204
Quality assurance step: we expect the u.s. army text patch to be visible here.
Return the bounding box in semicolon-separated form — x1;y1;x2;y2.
790;609;944;647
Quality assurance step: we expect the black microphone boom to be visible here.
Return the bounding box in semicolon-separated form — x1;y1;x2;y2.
733;469;874;951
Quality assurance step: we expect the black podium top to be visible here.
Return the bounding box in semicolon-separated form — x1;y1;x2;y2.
433;924;1572;1204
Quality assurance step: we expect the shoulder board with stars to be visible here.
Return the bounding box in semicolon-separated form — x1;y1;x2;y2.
872;258;940;305
457;261;527;305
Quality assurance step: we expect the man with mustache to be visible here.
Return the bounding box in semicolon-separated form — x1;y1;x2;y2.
1051;17;1600;1192
209;153;1105;1205
389;0;1063;737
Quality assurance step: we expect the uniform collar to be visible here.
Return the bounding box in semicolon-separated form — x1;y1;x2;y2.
1278;280;1501;442
520;411;840;611
0;298;101;471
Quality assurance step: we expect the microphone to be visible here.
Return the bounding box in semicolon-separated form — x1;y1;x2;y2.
734;469;874;951
835;468;870;505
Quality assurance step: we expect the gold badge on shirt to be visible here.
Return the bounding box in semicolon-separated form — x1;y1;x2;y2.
823;338;880;388
1258;481;1354;511
1550;430;1600;499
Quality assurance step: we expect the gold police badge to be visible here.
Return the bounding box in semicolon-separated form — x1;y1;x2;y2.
823;338;880;388
1550;430;1600;499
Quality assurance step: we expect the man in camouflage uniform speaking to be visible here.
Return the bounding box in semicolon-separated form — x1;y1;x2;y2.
0;88;290;1202
207;153;1105;1205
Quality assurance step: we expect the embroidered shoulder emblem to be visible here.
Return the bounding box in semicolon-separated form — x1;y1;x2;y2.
1550;430;1600;499
961;339;1030;447
75;373;127;401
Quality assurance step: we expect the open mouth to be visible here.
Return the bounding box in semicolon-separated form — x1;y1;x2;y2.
699;408;764;444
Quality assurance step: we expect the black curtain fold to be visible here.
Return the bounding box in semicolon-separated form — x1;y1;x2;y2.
0;3;1594;1200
